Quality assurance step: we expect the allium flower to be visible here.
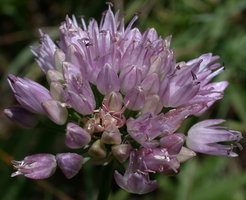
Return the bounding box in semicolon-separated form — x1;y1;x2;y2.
6;4;242;196
11;154;56;179
65;123;91;149
7;74;52;114
186;119;242;157
4;107;38;128
114;151;158;194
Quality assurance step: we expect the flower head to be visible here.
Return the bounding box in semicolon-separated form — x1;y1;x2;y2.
7;4;242;195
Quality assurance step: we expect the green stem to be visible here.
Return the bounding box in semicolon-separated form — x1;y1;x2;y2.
97;161;114;200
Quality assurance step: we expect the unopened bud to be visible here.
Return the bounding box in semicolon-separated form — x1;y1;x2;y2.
4;107;38;128
11;154;56;179
54;49;65;72
103;91;123;112
141;95;161;114
46;69;64;84
42;99;68;125
50;82;64;101
160;134;185;155
56;153;83;179
112;144;132;163
88;140;107;159
65;123;91;149
124;87;145;110
177;147;196;163
101;125;122;144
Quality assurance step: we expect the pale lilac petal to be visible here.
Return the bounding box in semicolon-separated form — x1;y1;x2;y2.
187;119;242;157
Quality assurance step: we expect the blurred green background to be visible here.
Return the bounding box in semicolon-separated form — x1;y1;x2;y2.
0;0;246;199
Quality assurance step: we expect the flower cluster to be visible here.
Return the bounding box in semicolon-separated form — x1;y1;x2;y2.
5;5;242;194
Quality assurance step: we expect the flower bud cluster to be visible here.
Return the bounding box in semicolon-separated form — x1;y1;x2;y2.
6;4;242;195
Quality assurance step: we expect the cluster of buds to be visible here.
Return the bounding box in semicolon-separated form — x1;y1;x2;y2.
5;4;242;194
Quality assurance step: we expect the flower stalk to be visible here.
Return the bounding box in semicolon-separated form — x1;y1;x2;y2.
97;161;115;200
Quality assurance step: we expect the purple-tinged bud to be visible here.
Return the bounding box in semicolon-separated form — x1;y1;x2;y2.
54;49;65;72
96;63;120;95
11;154;56;179
4;107;38;128
101;125;122;145
88;140;107;159
65;123;91;149
141;95;161;114
42;99;68;125
102;91;123;112
139;148;180;173
50;82;64;101
112;144;132;163
7;74;52;114
64;74;96;115
114;151;157;194
56;153;83;179
124;87;145;111
160;134;185;155
140;73;160;95
186;119;242;157
120;65;143;94
177;147;196;163
46;69;64;84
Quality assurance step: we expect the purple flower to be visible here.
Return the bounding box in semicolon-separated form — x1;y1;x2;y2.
31;30;58;73
4;106;38;128
127;113;165;147
139;148;180;173
11;154;56;179
96;63;120;95
56;153;83;179
65;123;91;149
7;5;243;195
102;91;123;112
8;74;52;114
114;151;157;194
42;99;68;125
63;63;96;115
160;133;185;155
186;119;242;157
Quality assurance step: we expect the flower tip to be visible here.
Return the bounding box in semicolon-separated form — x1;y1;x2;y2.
228;152;238;157
7;74;17;85
106;1;113;7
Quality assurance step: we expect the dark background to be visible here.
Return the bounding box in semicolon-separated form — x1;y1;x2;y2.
0;0;246;199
